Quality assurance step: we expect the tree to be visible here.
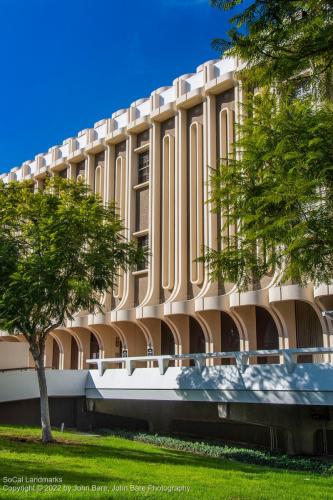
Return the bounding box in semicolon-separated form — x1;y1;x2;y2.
211;0;333;96
0;177;143;443
204;91;333;289
203;1;333;290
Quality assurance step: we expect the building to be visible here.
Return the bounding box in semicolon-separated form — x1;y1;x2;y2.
0;56;331;372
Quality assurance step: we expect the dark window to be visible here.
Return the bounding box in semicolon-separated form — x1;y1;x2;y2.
52;339;60;369
137;234;149;270
138;151;149;184
90;332;99;359
70;336;79;369
256;307;279;364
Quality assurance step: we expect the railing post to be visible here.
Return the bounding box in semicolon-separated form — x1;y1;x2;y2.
282;350;296;374
126;359;134;376
98;360;104;377
235;353;249;373
158;357;169;375
194;356;206;369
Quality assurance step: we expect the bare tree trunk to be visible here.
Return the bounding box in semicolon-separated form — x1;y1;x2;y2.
32;343;54;443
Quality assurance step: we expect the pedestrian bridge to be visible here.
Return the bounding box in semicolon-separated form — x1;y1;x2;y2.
85;347;333;406
0;347;332;406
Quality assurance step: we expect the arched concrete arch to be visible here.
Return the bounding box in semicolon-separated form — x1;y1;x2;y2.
313;294;333;359
136;320;153;347
162;314;207;365
64;327;102;369
62;328;85;370
294;300;324;363
49;332;64;369
113;321;148;357
227;308;248;350
220;310;240;352
0;335;20;342
109;323;127;350
88;323;124;358
52;328;79;369
269;302;290;348
270;295;327;353
255;306;280;363
301;300;326;337
230;304;282;353
159;316;184;366
192;314;212;345
136;318;180;357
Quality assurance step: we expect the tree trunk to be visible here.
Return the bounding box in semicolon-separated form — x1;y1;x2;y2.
33;346;54;443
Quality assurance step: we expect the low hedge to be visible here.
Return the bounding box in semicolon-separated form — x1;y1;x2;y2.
97;428;333;475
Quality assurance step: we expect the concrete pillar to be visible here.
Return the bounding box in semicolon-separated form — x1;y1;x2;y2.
86;154;95;190
232;305;256;351
44;335;53;368
68;162;76;180
176;109;188;300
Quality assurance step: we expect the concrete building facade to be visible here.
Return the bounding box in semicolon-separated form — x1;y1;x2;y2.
1;56;332;371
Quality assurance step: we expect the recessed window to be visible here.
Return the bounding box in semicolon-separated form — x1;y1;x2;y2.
138;151;149;184
137;234;149;271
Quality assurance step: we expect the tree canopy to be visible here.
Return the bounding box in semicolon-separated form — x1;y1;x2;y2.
205;91;333;289
211;0;333;96
205;1;333;290
0;176;143;441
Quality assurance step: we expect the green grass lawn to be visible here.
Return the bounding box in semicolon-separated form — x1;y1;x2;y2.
0;426;331;499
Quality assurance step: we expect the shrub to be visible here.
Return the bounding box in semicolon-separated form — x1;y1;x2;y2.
97;428;333;475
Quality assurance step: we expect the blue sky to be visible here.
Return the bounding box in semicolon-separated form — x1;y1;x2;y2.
0;0;237;173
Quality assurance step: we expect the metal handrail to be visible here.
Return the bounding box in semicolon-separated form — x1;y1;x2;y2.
87;346;333;376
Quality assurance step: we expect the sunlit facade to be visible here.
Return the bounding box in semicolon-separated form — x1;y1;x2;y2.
0;57;331;370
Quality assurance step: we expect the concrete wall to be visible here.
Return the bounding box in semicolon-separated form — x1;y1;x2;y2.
0;342;30;370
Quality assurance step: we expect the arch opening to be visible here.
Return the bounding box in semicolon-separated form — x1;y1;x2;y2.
189;317;205;366
51;338;60;369
70;336;79;369
221;311;240;365
161;321;175;356
295;301;323;363
90;331;100;359
255;307;279;364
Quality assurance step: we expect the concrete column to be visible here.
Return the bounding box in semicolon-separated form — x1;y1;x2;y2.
232;305;256;351
104;144;115;205
121;135;135;310
271;301;297;349
165;314;189;365
198;310;221;357
204;94;218;296
144;121;161;305
68;162;76;180
138;318;162;354
176;109;188;300
44;335;53;368
86;154;95;190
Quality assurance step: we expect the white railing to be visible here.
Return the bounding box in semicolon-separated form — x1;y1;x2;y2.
87;347;333;377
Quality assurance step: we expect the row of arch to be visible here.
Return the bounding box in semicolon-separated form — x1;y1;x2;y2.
3;300;323;370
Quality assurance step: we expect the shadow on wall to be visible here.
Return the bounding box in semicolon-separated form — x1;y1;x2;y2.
175;362;331;404
0;397;148;433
